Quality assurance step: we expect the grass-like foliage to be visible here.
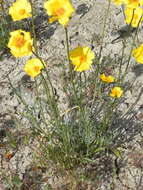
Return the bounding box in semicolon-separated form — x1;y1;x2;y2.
1;0;143;189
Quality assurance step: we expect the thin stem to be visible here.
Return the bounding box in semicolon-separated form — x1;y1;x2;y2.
91;0;111;110
122;13;143;81
117;39;126;82
91;60;101;110
121;5;125;20
40;73;59;120
7;76;45;133
28;4;60;123
64;27;78;103
34;79;49;125
83;71;87;90
102;99;116;130
29;0;38;54
32;51;55;99
0;1;5;18
32;51;60;120
65;27;72;77
0;1;9;35
98;0;111;60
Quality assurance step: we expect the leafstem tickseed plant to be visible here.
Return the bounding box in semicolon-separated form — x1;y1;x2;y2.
112;0;143;7
100;73;115;83
9;0;32;21
69;46;95;72
2;0;143;188
125;7;143;27
124;0;143;8
112;0;124;5
44;0;75;26
8;29;33;57
110;87;123;98
132;44;143;63
24;58;45;78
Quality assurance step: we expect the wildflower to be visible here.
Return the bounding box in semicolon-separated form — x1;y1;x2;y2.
44;0;75;26
124;0;143;8
100;73;115;83
9;0;31;21
125;7;143;27
110;87;123;98
24;58;45;78
112;0;124;5
8;29;33;57
69;46;95;72
132;44;143;64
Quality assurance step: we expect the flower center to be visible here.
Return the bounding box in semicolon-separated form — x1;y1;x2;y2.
14;35;26;48
80;56;87;63
34;66;40;73
19;9;26;15
131;0;138;2
55;8;65;16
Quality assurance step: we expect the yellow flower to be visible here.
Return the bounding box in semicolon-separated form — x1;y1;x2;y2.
124;0;143;8
125;7;143;27
69;46;95;72
110;87;123;98
100;74;115;83
24;58;45;78
132;44;143;64
9;0;31;21
112;0;124;5
8;29;33;57
44;0;75;26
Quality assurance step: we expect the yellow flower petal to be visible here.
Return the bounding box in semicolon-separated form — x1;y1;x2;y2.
49;16;58;23
100;74;115;83
125;7;143;27
112;0;124;5
9;0;31;21
124;0;143;8
24;58;45;78
69;46;95;72
132;44;143;64
8;29;33;57
110;87;123;98
44;0;75;26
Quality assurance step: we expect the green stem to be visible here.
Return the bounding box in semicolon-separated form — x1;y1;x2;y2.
91;60;102;111
28;4;60;123
102;99;116;130
7;76;45;133
122;13;143;81
98;0;111;60
40;73;59;120
34;79;49;125
83;71;87;91
117;39;126;82
0;1;9;35
32;51;60;120
29;0;38;54
0;1;5;18
32;51;55;99
91;0;111;110
121;5;125;20
64;27;78;103
41;75;61;131
65;27;72;77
